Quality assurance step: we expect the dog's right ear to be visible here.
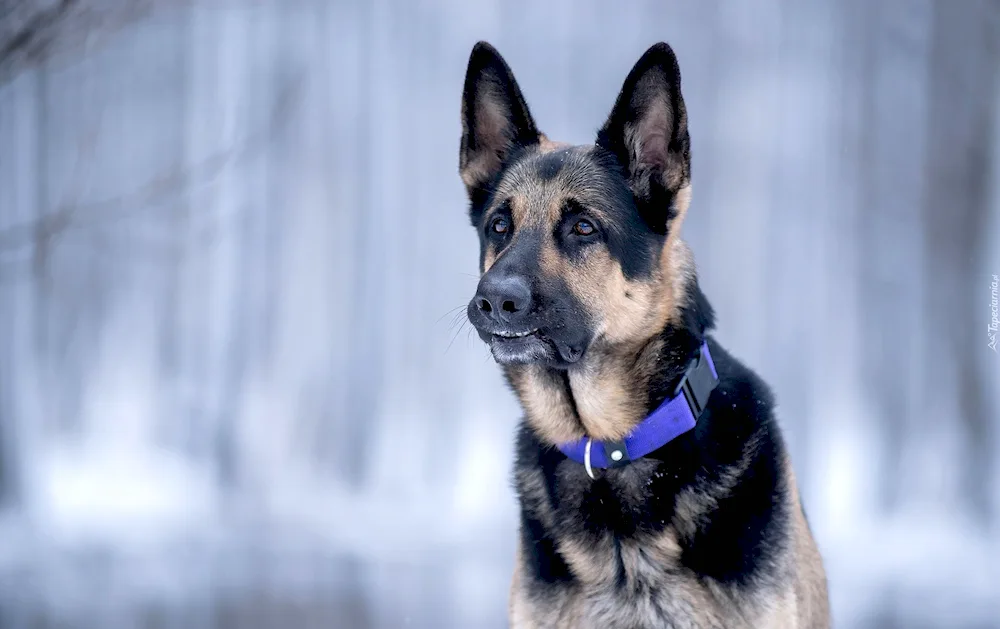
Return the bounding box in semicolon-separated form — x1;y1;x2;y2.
597;43;690;234
460;42;539;207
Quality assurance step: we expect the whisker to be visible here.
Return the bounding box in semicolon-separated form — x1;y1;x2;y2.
435;304;467;325
446;318;469;354
448;310;470;334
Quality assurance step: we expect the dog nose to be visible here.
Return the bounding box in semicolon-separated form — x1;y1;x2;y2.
476;275;533;323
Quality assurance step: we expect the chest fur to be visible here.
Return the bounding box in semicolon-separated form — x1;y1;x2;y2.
513;532;784;629
512;428;792;628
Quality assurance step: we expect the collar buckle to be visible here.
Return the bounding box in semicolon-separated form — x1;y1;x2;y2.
674;346;718;419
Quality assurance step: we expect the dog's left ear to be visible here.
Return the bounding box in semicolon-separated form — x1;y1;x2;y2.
460;42;540;206
597;43;690;233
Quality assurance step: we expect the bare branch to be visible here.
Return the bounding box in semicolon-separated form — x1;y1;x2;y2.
0;0;78;78
0;71;303;263
0;0;159;85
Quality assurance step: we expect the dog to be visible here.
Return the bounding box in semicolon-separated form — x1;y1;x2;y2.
458;41;830;628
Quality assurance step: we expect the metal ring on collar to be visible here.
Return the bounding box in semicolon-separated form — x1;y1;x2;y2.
584;438;596;480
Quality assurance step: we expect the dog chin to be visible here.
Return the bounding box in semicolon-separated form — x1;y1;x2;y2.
489;335;555;365
488;334;585;366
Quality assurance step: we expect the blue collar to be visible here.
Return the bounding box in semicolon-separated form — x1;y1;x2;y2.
557;341;718;478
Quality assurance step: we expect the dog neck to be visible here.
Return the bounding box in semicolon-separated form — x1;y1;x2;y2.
504;277;714;446
565;336;672;441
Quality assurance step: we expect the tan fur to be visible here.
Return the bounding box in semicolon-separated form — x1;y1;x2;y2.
566;338;662;440
508;364;584;444
784;455;831;628
483;247;497;272
510;544;540;629
661;183;694;323
508;326;672;444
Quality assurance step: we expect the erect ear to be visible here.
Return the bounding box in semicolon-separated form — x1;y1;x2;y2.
460;42;540;205
597;43;691;233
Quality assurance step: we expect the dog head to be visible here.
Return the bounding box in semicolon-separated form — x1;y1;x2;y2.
461;42;694;368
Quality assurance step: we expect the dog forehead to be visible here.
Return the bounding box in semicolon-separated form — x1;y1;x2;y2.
495;146;618;224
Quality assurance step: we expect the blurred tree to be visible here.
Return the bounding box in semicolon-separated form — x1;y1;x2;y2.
921;0;999;523
0;0;159;86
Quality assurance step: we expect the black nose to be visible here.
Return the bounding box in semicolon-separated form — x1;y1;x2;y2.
475;275;533;323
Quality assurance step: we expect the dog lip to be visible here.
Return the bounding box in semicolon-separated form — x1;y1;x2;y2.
487;329;555;365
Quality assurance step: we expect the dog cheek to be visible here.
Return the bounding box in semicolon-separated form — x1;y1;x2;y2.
603;280;660;345
566;251;649;344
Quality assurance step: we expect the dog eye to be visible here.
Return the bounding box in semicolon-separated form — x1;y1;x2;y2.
573;220;595;236
491;217;510;234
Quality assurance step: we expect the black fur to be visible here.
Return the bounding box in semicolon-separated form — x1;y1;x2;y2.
535;149;570;181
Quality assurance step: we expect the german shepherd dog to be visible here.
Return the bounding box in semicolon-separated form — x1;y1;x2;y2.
459;42;830;628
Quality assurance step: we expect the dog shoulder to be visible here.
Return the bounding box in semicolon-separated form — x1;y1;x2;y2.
693;340;830;628
676;339;789;585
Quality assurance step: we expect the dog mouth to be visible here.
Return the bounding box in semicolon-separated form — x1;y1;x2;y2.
489;330;553;365
466;302;588;366
486;328;583;366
